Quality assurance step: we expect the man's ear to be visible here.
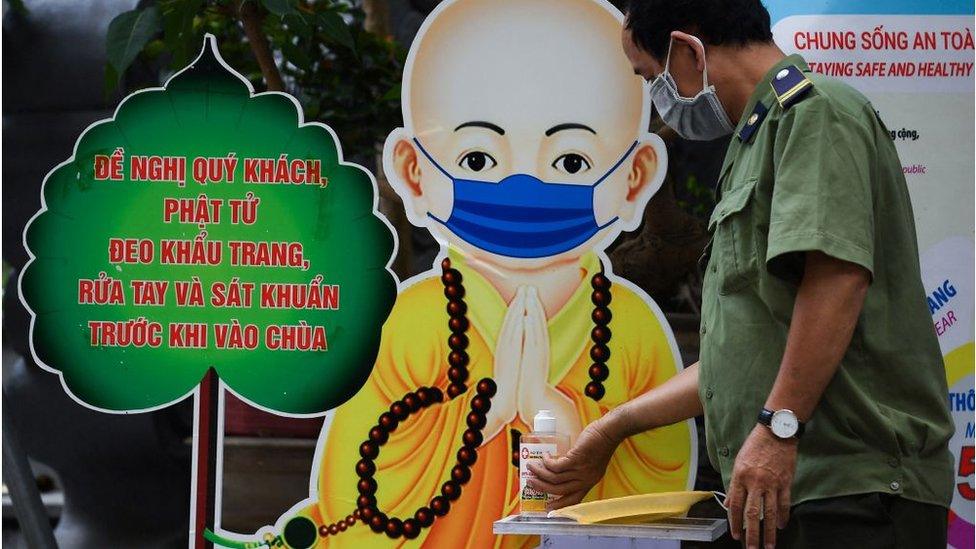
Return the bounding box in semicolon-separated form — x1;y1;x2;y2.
382;127;428;225
620;133;667;228
671;30;706;73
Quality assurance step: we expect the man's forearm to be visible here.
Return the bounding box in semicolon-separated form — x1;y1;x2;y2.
598;252;869;444
765;251;871;420
601;361;702;442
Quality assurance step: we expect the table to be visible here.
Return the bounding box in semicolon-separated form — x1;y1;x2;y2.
494;514;728;547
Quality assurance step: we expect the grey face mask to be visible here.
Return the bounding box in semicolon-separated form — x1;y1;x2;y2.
649;36;734;141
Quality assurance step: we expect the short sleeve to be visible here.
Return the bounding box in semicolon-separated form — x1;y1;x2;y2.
766;95;876;282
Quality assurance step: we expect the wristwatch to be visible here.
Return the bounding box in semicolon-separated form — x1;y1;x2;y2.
757;408;805;439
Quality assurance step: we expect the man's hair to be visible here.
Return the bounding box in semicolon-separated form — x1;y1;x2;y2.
625;0;774;60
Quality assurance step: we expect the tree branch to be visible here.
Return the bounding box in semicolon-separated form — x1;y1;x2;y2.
239;1;285;91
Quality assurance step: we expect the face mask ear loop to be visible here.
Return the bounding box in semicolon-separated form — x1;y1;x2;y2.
713;492;765;520
685;35;710;91
593;141;639;188
412;137;455;181
713;491;728;511
662;36;674;76
412;138;455;225
587;140;637;230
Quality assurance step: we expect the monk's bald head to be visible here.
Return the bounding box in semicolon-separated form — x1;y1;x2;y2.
404;0;645;146
384;0;665;266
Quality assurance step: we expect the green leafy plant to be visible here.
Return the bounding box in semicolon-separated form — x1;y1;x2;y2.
106;0;406;159
675;173;717;220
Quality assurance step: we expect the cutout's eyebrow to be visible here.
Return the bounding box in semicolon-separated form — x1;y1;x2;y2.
545;123;597;136
454;121;505;135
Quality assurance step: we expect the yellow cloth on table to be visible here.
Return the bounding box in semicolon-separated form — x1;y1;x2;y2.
301;250;692;548
548;491;715;524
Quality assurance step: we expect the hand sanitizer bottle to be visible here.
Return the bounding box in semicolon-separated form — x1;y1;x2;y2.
519;410;570;516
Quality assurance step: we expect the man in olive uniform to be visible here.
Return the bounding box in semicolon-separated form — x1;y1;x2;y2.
526;1;955;548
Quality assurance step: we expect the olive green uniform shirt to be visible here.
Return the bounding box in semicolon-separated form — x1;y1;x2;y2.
699;54;954;508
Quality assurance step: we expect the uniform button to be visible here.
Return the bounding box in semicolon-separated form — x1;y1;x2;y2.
705;388;714;400
776;68;790;80
719;447;730;457
700;324;707;335
889;481;901;491
747;113;759;125
887;457;900;468
711;264;717;273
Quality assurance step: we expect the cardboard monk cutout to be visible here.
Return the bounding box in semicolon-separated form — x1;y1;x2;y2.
269;0;695;546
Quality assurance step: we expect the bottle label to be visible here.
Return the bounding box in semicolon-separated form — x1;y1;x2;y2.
519;442;557;513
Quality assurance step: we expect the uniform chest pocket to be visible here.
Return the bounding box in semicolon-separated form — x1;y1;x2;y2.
707;177;760;294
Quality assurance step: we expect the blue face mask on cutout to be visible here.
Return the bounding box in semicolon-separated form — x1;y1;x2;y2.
413;138;638;259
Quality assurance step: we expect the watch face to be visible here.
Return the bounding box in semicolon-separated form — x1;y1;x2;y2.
770;410;799;438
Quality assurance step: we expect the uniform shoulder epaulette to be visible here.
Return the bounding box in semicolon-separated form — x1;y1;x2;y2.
738;101;768;142
770;65;813;109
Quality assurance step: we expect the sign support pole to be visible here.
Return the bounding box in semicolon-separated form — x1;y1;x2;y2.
2;391;58;549
194;368;219;549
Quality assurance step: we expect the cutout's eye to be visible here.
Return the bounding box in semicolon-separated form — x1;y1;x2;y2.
551;153;592;175
457;151;497;172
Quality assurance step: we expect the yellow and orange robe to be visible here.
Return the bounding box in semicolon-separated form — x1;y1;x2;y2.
301;250;692;547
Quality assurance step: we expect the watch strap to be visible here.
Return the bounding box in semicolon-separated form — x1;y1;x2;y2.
757;407;805;438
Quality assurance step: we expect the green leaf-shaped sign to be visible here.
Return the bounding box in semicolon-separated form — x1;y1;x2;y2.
19;35;397;415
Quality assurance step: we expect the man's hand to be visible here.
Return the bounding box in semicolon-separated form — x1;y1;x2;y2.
726;424;797;549
724;251;868;548
523;361;705;511
525;416;621;510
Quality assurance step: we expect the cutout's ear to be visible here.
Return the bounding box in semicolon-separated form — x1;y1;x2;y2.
382;127;429;225
619;132;668;229
392;140;422;197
